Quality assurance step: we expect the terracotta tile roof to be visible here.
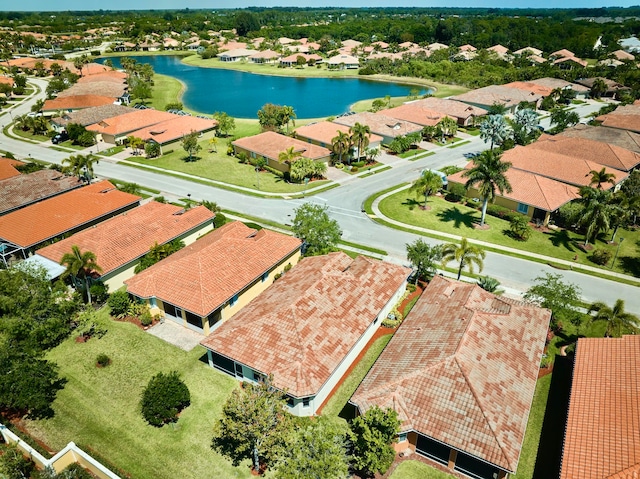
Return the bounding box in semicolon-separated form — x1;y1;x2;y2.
560;336;640;479
448;165;580;212
0;169;82;215
513;47;543;56
327;54;359;65
351;276;551;473
410;97;488;121
0;77;15;87
86;110;176;137
503;81;554;97
217;41;248;50
51;104;136;128
280;53;322;63
560;124;640;154
379;104;449;127
529;135;640;172
488;44;509;56
452;85;542;109
294;121;382;146
76;63;111;76
125;221;302;317
76;71;127;83
57;81;127;99
597;113;640;134
0;180;140;248
38;202;214;276
0;157;23;181
333;112;423;139
249;49;280;60
553;56;588;68
612;49;635;61
129;116;218;145
502;145;628;187
217;48;257;58
201;252;411;397
232;131;330;161
43;95;116;112
551;49;575;58
459;44;477;52
528;77;589;93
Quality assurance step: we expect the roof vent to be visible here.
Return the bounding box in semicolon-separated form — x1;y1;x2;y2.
173;209;185;215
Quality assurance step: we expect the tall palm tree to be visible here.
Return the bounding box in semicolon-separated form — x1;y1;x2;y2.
437;116;458;138
282;105;296;133
278;146;303;165
462;150;513;227
441;238;486;281
479;114;510;149
349;122;371;161
62;154;98;183
578;186;613;246
410;170;443;207
588;167;616;190
331;131;352;165
60;245;102;305
588;299;639;337
590;78;608;99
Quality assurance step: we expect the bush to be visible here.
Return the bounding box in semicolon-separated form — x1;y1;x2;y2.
236;152;248;164
140;371;191;427
509;215;532;241
140;310;153;327
486;203;518;221
351;160;366;168
351;166;359;172
145;142;161;158
96;353;111;367
445;182;466;202
89;282;109;304
107;290;130;317
439;165;463;176
590;249;612;266
0;444;35;479
213;212;226;228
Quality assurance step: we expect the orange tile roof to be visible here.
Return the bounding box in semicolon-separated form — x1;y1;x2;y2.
0;180;141;248
76;71;127;83
448;165;580;212
201;252;411;397
503;81;554;97
125;221;302;317
333;111;423;139
232;131;331;161
0;169;82;215
351;276;551;473
560;336;640;479
128;116;218;145
0;157;23;181
560;124;640;154
43;95;116;112
502;145;627;187
58;81;127;99
38;202;214;276
0;77;15;87
86;110;176;137
379;103;449;127
452;85;542;109
410;97;489;121
294;121;383;146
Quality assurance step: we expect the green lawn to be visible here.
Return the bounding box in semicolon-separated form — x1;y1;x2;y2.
389;461;455;479
144;73;184;111
378;191;640;277
11;126;49;142
23;309;251;479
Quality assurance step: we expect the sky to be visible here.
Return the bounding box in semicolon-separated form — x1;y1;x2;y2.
11;0;640;12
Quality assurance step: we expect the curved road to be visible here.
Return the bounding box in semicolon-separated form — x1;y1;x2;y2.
3;77;639;314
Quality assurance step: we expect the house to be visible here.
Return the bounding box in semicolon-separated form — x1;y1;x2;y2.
333;111;423;144
201;252;411;416
128;116;219;154
611;49;635;61
232;131;331;174
294;121;383;152
50;104;136;132
408;98;488;126
125;221;302;335
447;165;580;225
249;49;281;64
513;46;543;57
549;49;576;60
0;180;140;265
57;81;129;104
75;70;127;84
86;109;176;145
502;81;554;98
560;123;640;155
36;202;214;290
596;104;640;134
351;275;551;479
553;55;588;69
575;77;631;99
42;95;117;115
487;44;510;60
560;335;640;479
217;48;257;62
327;54;359;69
527;77;589;98
279;53;322;67
379;103;449;127
0;169;82;216
340;39;362;50
0;157;23;181
452;85;543;113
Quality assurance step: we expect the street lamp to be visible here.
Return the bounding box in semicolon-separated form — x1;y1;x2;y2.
611;237;624;270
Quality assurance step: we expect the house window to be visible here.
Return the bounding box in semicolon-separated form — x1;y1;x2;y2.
398;433;408;443
230;294;239;306
517;203;529;214
302;397;310;408
261;272;269;282
149;297;157;308
286;395;295;407
251;152;256;159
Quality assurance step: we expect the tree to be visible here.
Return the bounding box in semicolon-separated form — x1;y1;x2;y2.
292;203;342;256
31;98;44;114
213;111;235;137
406;239;442;283
212;375;291;473
131;79;152;104
480;114;510;149
73;54;90;77
550;108;580;132
590;78;608;99
61;154;98;183
462;149;512;227
437;116;458;138
290;157;326;182
140;371;191;427
331;130;352;165
588;299;639;338
234;11;260;36
135;239;185;273
0;444;35;479
278;146;303;168
509;214;532;241
588;167;616;190
523;273;582;324
60;245;102;305
257;103;291;133
145;141;161;158
128;136;145;155
350;406;400;476
477;275;501;293
165;101;184;111
513;108;540;145
182;130;201;162
441;238;486;280
578;186;613;246
117;182;142;195
410;170;443;207
350;122;371;160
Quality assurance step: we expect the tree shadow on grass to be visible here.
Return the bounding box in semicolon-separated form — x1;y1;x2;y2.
619;255;640;277
545;229;577;252
401;197;421;211
436;206;477;229
181;155;202;163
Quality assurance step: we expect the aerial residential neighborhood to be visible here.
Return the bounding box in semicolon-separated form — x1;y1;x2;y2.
0;5;639;479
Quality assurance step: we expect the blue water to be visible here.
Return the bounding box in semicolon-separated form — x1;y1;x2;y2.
98;55;427;119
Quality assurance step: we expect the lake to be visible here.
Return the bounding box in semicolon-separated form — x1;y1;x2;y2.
98;55;428;119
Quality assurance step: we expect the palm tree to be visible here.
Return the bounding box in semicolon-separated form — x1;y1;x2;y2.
62;154;98;183
60;245;102;305
117;182;142;195
578;186;613;246
588;299;639;337
441;238;486;281
278;146;303;165
462;150;513;227
410;170;443;208
282;105;296;133
480;114;510;149
437;116;458;138
513;108;539;136
331;131;352;165
588;167;616;190
590;78;608;99
349;122;371;161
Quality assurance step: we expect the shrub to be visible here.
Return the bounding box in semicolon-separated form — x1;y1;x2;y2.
351;166;359;172
140;371;191;427
140;310;153;327
510;215;532;241
96;353;111;367
590;249;612;266
89;282;109;304
107;290;130;317
477;276;501;293
487;204;518;221
145;142;161;158
0;444;35;479
439;165;464;176
445;182;466;202
284;263;292;273
213;212;227;228
352;160;366;168
236;152;248;164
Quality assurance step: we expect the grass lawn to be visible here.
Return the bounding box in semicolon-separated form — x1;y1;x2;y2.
23;309;250;479
378;190;640;277
11;126;49;142
399;148;425;159
144;73;184;111
389;461;455;478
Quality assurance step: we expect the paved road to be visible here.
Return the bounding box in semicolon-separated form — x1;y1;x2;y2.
3;79;639;314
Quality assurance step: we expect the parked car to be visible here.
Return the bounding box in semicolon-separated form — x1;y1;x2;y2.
52;131;69;144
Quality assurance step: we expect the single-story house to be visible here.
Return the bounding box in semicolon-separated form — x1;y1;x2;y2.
327;54;359;69
452;85;543;113
407;98;488;126
351;275;551;479
0;180;140;265
549;48;576;60
611;49;635;61
448;165;580;225
232;131;331;174
50;104;136;132
279;53;322;67
249;49;281;64
595;104;640;134
340;39;362;50
333;111;423;145
0;77;15;89
553;55;588;69
487;44;509;60
502;81;554;98
560;123;640;155
513;46;543;57
128;116;219;154
527;77;589;98
379;103;449;128
294;121;383;152
57;81;127;101
76;71;127;84
42;95;117;115
0;157;23;181
125;221;302;335
0;169;82;216
86;109;177;145
560;335;640;479
575;77;631;99
428;42;449;52
458;44;477;52
36;202;214;290
217;48;257;62
201;252;411;416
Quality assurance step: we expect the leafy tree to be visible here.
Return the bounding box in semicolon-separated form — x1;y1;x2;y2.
212;375;291;473
578;186;613;246
350;406;400;476
509;214;532;241
588;299;639;338
437;116;458;137
128;136;145;155
145;141;161;158
441;238;486;281
234;11;260;36
410;170;442;207
31;98;44;114
140;371;190;427
131;79;152;103
462;149;512;227
182;130;201;162
523;273;582;324
513;108;540;145
588;167;616;190
0;444;35;479
590;78;608;99
477;276;501;293
479;114;510;150
213;111;235;137
550;108;580;132
292;203;342;256
406;239;442;283
107;290;130;317
257;104;293;133
164;101;184;111
117;182;142;195
331;130;352;165
350;122;371;160
60;245;102;305
135;239;185;273
290;157;326;182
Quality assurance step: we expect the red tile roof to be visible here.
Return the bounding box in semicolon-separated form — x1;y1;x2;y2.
294;121;383;146
43;95;116;112
333;111;423;139
232;131;331;161
351;276;551;473
560;335;640;479
76;71;127;83
87;110;177;137
379;103;449;127
560;124;640;154
0;180;141;248
503;81;554;97
128;116;218;145
410;97;488;122
38;202;214;276
0;157;23;180
201;252;410;397
125;221;302;317
452;85;542;109
0;169;82;215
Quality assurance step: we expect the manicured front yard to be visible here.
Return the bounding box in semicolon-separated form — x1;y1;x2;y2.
23;309;250;479
389;460;455;478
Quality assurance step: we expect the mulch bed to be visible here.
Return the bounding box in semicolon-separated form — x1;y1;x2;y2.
112;315;160;331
